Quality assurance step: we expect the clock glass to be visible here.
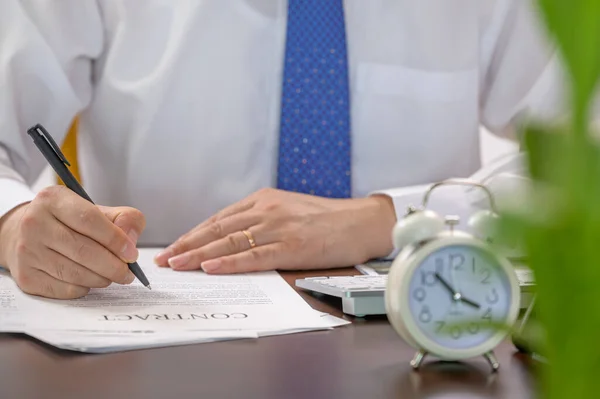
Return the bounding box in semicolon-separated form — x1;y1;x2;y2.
407;244;513;350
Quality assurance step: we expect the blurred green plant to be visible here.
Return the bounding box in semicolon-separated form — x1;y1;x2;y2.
501;0;600;398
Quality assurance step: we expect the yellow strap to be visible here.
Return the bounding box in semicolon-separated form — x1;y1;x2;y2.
58;118;82;184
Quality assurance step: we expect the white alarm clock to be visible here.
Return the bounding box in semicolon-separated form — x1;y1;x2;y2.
385;179;520;371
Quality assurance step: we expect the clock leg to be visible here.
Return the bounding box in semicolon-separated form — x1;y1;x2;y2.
484;351;500;371
410;350;428;369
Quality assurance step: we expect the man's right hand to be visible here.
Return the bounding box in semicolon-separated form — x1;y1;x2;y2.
0;185;146;299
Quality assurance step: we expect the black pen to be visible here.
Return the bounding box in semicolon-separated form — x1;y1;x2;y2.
27;124;151;290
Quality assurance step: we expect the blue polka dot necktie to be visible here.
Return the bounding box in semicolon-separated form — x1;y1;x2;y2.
277;0;352;198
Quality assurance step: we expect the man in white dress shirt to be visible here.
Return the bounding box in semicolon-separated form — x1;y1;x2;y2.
0;1;564;299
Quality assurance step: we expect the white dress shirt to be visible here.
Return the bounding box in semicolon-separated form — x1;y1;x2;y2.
0;0;564;246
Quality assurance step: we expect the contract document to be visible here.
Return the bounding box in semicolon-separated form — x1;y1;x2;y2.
0;249;349;352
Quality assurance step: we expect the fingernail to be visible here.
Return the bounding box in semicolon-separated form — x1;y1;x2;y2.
127;229;139;244
168;253;190;269
122;242;139;262
201;259;221;273
125;271;136;284
154;248;173;264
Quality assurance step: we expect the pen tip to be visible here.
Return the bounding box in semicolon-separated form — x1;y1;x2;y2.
147;285;152;291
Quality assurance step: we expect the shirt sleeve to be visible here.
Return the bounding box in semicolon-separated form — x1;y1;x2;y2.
0;0;103;220
479;0;562;136
371;0;559;258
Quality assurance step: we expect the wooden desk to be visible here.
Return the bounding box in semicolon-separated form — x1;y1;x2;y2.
0;268;536;399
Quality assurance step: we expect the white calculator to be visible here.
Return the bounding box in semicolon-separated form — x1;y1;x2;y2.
295;264;535;317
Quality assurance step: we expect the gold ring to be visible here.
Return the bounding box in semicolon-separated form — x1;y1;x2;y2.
241;230;257;249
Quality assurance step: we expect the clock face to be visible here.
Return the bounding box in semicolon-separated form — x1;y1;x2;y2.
407;244;513;350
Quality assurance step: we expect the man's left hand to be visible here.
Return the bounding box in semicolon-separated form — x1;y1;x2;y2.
154;188;396;274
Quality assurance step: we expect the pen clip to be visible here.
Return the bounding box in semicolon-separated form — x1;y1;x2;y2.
27;124;71;167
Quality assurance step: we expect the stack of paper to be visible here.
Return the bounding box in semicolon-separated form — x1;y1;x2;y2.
0;249;349;353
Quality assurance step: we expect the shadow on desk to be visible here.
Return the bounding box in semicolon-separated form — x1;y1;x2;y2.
399;361;501;397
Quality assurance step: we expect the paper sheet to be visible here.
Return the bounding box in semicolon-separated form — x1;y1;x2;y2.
0;249;349;352
22;311;348;353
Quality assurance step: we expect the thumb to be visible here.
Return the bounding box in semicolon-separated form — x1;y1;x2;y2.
97;205;146;244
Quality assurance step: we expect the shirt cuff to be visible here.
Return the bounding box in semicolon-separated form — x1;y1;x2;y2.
0;178;36;221
370;183;475;259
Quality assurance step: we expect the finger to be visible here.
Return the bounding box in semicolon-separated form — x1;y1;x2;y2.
98;205;146;244
40;246;112;288
17;267;90;299
168;229;261;271
155;210;259;266
47;219;136;285
198;243;284;274
188;198;256;235
154;205;257;267
40;187;138;262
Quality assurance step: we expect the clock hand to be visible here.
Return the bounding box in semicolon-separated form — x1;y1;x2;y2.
436;272;480;308
434;272;459;300
459;296;481;309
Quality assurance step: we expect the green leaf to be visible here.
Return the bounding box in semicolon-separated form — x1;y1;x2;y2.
522;124;568;184
501;2;600;396
537;0;600;130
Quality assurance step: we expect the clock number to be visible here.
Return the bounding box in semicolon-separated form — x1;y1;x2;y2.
419;306;432;323
480;269;491;284
472;257;476;274
420;271;436;287
486;288;499;304
467;322;480;335
413;287;426;302
450;326;462;340
482;307;492;323
435;321;445;333
450;253;465;271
